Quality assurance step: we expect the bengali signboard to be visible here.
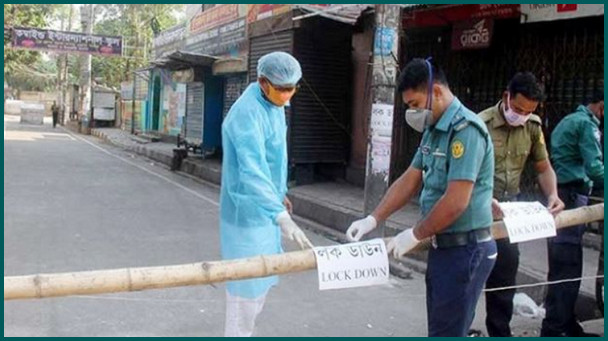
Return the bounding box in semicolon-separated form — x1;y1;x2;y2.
404;4;519;28
451;19;494;50
521;4;604;23
190;4;239;34
247;4;292;23
184;4;248;57
12;27;122;56
154;23;187;59
186;17;246;57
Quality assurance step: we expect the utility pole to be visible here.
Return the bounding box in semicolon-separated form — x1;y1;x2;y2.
56;4;74;125
363;4;402;238
61;4;74;124
56;9;65;108
79;4;94;124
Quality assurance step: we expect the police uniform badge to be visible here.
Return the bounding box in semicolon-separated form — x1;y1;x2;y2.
451;140;465;159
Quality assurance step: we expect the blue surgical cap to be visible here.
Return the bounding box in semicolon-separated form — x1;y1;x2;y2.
257;52;302;87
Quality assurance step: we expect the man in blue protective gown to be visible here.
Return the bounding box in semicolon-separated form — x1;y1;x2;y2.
220;51;313;337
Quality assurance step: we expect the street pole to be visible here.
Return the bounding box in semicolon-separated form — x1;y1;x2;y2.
363;4;402;238
131;74;136;134
80;4;94;126
60;4;74;125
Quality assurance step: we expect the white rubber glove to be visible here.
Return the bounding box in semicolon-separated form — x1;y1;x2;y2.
386;228;420;258
345;215;377;242
276;211;314;249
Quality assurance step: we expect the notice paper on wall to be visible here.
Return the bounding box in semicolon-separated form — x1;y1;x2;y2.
499;201;557;243
313;239;389;291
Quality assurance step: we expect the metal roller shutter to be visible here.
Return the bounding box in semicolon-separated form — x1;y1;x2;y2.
185;82;204;143
291;21;351;164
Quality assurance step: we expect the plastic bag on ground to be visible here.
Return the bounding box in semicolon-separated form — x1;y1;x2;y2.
513;292;546;319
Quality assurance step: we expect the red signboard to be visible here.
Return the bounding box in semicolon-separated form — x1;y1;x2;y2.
190;4;239;34
403;4;520;28
451;19;494;51
247;4;292;23
557;4;578;12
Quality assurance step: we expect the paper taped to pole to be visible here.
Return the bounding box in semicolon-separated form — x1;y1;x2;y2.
500;201;557;243
314;239;389;290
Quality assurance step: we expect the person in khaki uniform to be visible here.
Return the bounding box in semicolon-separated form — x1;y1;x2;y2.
478;72;564;337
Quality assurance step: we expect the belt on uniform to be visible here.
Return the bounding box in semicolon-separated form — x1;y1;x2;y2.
432;227;493;249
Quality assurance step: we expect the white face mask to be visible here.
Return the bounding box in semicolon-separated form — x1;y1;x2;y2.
405;108;433;133
405;59;435;133
503;93;531;127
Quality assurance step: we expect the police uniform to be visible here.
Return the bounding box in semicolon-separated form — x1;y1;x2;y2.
411;98;496;337
541;105;604;337
479;102;549;337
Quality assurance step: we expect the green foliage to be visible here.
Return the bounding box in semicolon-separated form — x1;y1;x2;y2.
92;4;184;89
5;57;57;92
4;4;55;74
5;4;184;91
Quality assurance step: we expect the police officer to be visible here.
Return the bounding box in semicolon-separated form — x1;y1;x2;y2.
346;58;497;337
480;72;565;337
541;89;604;337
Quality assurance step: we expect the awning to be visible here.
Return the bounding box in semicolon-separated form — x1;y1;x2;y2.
293;4;374;25
150;50;220;71
212;58;247;75
293;4;425;25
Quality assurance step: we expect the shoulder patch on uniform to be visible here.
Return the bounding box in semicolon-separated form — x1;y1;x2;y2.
528;114;542;125
454;120;470;132
451;140;465;159
452;113;470;132
478;108;494;123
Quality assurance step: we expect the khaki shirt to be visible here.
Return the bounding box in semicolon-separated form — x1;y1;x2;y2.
479;102;548;200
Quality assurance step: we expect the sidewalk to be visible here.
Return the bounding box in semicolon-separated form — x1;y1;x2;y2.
88;127;603;321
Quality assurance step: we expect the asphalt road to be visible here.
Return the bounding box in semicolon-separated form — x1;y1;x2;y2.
3;118;429;337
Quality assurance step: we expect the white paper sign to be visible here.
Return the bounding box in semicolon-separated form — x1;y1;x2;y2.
521;4;604;23
313;239;389;291
371;135;392;175
500;201;556;243
369;103;394;178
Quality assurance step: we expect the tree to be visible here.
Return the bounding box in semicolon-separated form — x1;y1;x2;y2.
4;4;56;74
92;4;184;89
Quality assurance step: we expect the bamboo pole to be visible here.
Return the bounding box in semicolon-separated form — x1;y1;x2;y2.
5;204;603;301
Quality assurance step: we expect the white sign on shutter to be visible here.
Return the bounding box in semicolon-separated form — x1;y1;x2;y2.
521;4;604;23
